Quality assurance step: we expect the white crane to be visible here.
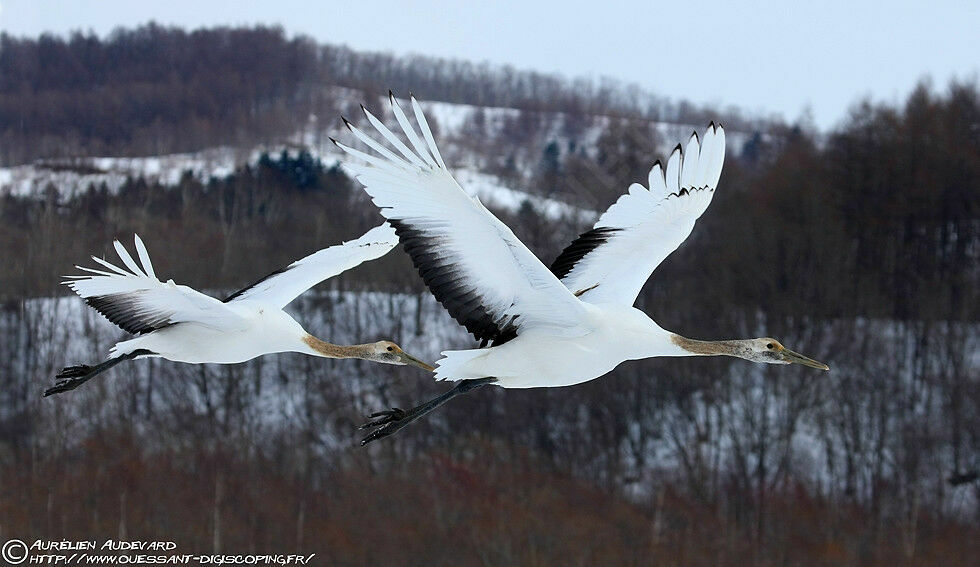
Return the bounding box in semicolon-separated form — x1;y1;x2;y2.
335;94;829;445
44;223;434;397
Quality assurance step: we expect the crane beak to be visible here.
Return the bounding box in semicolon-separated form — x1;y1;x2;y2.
779;348;830;371
396;350;436;372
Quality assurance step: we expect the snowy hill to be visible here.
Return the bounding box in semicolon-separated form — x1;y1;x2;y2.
1;96;749;225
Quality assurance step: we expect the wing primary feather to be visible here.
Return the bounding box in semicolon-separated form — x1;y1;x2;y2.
707;125;726;189
648;160;667;197
361;105;430;168
681;132;700;189
345;119;414;170
665;144;682;194
693;127;716;188
113;240;145;277
72;265;118;277
90;256;132;276
332;139;405;174
133;234;156;279
390;93;437;167
410;95;447;169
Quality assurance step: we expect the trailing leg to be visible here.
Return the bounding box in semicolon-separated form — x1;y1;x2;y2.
359;377;498;445
44;349;154;397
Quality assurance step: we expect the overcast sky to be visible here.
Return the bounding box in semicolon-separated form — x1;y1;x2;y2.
1;0;977;130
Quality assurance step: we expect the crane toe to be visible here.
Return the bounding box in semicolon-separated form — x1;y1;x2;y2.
358;408;406;430
43;365;96;396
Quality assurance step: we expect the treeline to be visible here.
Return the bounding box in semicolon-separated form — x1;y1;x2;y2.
319;44;748;127
0;150;413;299
0;25;319;164
0;23;764;166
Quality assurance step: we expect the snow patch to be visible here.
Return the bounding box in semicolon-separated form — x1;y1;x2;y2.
455;169;597;222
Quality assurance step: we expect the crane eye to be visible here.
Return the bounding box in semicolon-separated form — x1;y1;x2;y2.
766;343;774;349
386;346;394;352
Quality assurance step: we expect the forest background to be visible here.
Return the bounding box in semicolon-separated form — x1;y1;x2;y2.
0;25;978;566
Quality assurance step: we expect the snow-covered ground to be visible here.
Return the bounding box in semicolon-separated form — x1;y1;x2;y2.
423;99;522;134
455;169;598;221
1;147;243;197
0;149;596;223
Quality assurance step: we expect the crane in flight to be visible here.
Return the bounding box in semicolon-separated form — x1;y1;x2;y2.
44;223;434;397
334;94;829;445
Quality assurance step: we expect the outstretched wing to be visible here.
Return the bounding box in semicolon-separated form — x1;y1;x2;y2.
223;223;399;307
551;123;726;305
65;235;244;334
335;94;587;346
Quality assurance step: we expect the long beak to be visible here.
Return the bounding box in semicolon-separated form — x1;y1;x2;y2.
780;348;830;371
397;350;436;372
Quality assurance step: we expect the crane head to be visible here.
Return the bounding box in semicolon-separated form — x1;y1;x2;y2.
367;341;436;372
746;338;829;370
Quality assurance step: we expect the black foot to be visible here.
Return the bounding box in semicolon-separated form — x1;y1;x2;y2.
43;350;151;398
359;408;412;445
44;365;94;396
357;377;498;446
359;408;407;429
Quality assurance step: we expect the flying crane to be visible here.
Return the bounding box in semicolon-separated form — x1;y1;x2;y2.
45;223;434;397
335;94;830;444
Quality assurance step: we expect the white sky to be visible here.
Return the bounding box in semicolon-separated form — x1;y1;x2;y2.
1;0;977;130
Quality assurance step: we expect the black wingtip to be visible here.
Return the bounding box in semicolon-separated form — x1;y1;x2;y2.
673;143;682;154
388;89;395;99
708;120;716;129
328;137;341;147
360;103;369;116
341;116;353;130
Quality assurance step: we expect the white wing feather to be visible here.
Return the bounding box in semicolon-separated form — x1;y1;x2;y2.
555;123;726;305
64;235;243;334
336;95;587;345
224;223;399;307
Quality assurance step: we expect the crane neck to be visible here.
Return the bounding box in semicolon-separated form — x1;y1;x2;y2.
669;334;746;358
302;334;373;359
